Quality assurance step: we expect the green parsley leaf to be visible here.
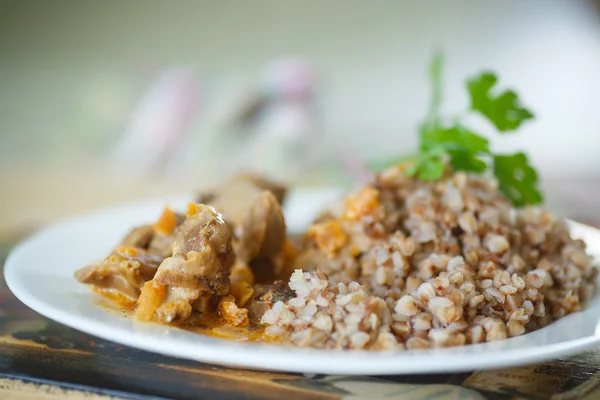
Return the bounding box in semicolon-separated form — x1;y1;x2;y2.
420;126;489;174
422;126;489;154
368;54;544;207
448;149;487;173
405;146;446;181
493;152;543;206
417;157;445;180
467;72;534;132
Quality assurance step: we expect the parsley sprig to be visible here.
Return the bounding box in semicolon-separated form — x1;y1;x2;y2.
378;52;542;207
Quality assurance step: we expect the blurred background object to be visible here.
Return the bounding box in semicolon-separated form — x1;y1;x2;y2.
1;0;599;235
109;67;200;179
180;57;321;182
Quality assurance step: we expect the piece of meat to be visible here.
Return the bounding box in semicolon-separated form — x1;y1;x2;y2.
194;175;287;281
120;225;154;249
147;208;186;259
248;258;275;283
196;173;290;288
247;281;294;323
195;174;287;262
197;172;288;206
247;236;299;284
148;232;175;259
210;180;286;263
229;173;287;205
135;204;235;324
74;247;162;304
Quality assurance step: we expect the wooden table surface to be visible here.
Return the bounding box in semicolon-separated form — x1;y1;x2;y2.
2;224;600;400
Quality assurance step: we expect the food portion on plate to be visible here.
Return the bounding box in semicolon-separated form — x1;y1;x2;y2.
75;55;597;351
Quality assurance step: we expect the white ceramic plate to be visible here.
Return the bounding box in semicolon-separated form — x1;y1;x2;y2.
5;190;600;375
